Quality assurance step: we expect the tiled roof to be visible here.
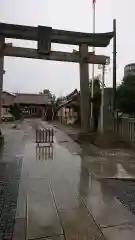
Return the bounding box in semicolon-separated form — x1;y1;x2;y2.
2;91;15;96
14;93;52;105
56;89;80;111
2;91;52;106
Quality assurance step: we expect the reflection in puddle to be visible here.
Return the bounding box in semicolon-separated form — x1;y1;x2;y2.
114;164;134;179
36;145;54;161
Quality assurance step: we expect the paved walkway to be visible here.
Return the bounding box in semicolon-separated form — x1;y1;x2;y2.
0;120;38;240
1;120;135;239
0;122;30;240
23;121;135;240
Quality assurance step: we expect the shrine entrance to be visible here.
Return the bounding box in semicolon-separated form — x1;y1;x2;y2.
0;21;115;132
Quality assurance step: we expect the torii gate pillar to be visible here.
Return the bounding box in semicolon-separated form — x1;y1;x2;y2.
79;44;90;133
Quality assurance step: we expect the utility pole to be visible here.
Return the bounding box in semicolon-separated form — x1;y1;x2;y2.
0;36;5;124
113;19;116;117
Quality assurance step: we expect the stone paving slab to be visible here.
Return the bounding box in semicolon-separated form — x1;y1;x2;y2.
15;159;27;219
77;176;135;228
12;218;26;240
102;224;135;240
50;179;82;210
38;236;65;240
59;205;106;240
27;179;62;239
0;127;25;162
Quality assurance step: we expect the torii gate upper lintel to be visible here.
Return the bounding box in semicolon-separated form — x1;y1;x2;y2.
0;22;114;47
0;20;116;133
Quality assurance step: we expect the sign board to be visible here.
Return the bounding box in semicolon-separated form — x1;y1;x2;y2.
37;26;52;54
98;57;110;69
106;57;110;65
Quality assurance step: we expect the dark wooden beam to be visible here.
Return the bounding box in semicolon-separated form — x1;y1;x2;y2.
0;22;114;47
4;46;109;64
79;44;90;132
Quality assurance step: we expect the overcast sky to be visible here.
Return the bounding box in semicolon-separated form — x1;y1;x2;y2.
0;0;134;96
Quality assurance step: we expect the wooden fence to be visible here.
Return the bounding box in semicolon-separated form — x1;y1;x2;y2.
36;128;54;144
114;117;135;143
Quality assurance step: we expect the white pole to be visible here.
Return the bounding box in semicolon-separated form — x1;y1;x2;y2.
100;65;105;133
90;0;96;124
0;37;5;125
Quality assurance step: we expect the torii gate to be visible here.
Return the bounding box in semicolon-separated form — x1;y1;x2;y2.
0;21;115;133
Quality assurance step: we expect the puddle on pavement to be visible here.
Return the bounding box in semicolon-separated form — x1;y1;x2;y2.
97;162;135;179
24;138;135;181
100;149;135;158
72;152;80;155
24;140;82;181
113;164;135;179
59;140;68;143
82;155;135;180
36;145;54;161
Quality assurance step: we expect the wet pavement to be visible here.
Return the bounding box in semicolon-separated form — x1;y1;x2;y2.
23;120;135;240
105;179;135;216
0;120;38;240
1;119;135;239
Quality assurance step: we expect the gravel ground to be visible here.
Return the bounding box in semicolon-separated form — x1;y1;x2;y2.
105;179;135;215
0;156;23;240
